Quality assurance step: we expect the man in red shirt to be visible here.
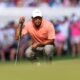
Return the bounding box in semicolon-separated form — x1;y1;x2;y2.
16;9;55;60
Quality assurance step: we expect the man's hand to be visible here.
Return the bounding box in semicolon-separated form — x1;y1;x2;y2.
15;17;25;40
32;43;40;50
19;16;25;24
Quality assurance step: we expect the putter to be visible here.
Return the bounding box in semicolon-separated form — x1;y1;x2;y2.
15;23;23;64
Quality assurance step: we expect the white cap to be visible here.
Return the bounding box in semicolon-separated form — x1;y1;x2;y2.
32;9;42;18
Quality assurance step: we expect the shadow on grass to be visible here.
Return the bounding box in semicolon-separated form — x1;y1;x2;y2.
0;54;80;64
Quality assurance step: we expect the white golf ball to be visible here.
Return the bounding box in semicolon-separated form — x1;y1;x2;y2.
37;62;41;66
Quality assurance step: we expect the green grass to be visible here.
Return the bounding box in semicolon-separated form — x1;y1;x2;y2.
0;58;80;80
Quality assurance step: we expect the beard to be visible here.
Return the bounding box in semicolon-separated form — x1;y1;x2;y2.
35;22;42;28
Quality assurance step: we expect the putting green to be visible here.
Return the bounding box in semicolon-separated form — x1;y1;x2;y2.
0;59;80;80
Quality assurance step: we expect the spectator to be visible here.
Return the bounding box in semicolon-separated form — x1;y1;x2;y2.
70;15;80;57
62;0;79;7
55;16;69;57
0;0;8;8
1;21;17;61
16;0;24;7
7;0;16;7
24;0;37;7
0;28;5;61
51;0;62;7
38;0;50;8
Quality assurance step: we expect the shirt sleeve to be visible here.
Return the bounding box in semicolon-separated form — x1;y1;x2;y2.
22;24;28;36
48;23;55;39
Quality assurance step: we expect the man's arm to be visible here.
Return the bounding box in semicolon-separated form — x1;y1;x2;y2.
32;39;54;49
39;39;54;46
15;17;25;40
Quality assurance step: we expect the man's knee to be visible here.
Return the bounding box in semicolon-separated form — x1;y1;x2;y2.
25;46;34;58
44;45;54;56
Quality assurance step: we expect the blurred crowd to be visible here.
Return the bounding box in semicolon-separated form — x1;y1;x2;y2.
0;0;80;8
0;21;31;61
0;14;80;61
52;14;80;57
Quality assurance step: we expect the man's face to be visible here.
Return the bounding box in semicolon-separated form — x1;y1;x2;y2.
32;16;42;28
